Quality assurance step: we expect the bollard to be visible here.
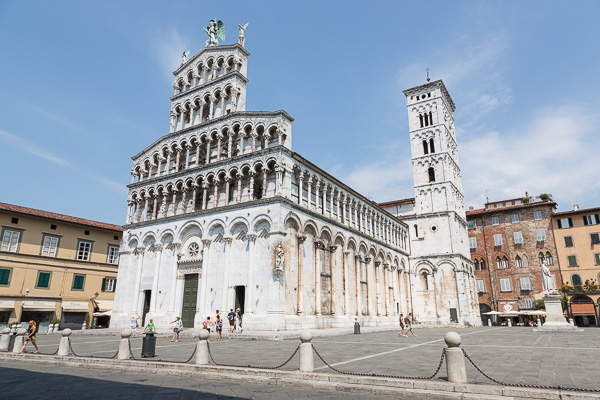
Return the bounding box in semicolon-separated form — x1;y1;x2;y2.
195;330;209;365
354;321;360;334
0;328;10;351
12;328;27;354
487;319;492;327
569;318;574;326
117;329;132;360
299;330;314;372
507;318;512;327
444;331;467;384
81;322;87;331
57;328;72;356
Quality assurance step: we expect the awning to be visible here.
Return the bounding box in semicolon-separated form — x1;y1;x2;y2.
93;310;112;317
22;301;56;312
571;303;595;316
93;300;113;312
22;306;55;312
0;300;15;310
62;306;90;312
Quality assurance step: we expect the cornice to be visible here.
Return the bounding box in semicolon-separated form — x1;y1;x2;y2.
173;43;251;75
402;79;456;112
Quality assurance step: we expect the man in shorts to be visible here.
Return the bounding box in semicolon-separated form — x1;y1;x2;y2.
405;312;417;337
398;313;407;337
227;309;236;332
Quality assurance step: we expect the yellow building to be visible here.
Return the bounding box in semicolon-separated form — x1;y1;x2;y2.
0;202;122;331
552;205;600;327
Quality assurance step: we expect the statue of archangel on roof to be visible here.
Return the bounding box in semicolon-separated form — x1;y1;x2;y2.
205;19;225;47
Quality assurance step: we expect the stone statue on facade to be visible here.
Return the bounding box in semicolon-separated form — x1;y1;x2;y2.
541;261;558;295
273;243;284;277
205;19;225;47
181;51;189;65
237;23;248;47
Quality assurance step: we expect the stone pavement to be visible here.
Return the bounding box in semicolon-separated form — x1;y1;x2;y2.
0;361;418;400
9;326;600;391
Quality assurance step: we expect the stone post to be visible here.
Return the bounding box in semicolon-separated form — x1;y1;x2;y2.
118;329;132;360
195;330;209;365
0;328;10;351
488;319;492;327
57;328;72;356
299;331;314;372
444;332;467;383
507;318;512;327
12;328;26;353
569;318;574;326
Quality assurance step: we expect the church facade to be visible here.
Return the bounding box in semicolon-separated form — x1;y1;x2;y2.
111;37;480;331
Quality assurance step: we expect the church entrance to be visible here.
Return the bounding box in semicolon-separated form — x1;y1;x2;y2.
142;290;151;325
181;274;198;328
234;286;245;314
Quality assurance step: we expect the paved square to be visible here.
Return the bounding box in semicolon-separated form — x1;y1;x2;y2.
16;326;600;391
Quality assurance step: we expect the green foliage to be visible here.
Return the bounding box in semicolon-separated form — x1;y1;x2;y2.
539;193;550;201
51;319;60;325
561;298;568;311
523;197;530;204
533;299;545;310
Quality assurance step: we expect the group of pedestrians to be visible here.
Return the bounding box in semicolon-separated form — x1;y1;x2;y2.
201;308;243;341
398;312;416;337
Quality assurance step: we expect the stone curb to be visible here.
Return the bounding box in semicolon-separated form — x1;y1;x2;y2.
0;353;597;399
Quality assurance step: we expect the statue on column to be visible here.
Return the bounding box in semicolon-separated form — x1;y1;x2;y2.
181;51;190;65
541;261;557;295
205;19;225;47
237;23;249;47
273;243;285;277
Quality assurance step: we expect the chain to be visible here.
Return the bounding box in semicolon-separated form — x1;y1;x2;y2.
462;349;600;393
207;342;300;370
312;345;446;380
65;338;119;359
157;345;197;364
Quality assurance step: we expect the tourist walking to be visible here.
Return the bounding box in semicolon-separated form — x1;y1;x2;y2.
235;308;243;332
398;313;407;337
170;316;182;342
17;320;39;354
227;309;236;332
130;313;140;338
215;315;224;341
202;316;213;341
405;313;417;337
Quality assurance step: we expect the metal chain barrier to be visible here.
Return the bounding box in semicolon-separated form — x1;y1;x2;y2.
462;348;600;393
312;345;446;380
68;338;119;359
157;345;197;364
207;341;300;370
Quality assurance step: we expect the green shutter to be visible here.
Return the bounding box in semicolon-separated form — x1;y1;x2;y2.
0;268;9;285
101;277;107;292
73;274;85;290
595;254;600;265
568;217;573;227
595;214;600;224
37;272;50;288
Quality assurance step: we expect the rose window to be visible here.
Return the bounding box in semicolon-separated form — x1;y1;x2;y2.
188;243;200;258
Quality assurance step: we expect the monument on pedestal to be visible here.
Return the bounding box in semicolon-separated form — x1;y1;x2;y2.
534;262;582;332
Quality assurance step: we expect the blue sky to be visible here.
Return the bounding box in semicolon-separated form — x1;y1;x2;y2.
1;1;599;225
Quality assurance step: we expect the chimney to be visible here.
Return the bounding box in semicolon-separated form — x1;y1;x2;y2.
573;204;579;211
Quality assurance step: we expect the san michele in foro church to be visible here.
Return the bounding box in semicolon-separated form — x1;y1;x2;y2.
111;21;481;332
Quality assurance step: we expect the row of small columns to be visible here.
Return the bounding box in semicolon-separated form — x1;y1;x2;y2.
174;58;243;96
127;168;284;225
170;88;241;132
296;176;406;249
132;129;285;183
295;235;403;318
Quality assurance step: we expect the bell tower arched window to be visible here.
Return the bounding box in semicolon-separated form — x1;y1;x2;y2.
429;138;435;153
422;140;429;155
428;167;435;183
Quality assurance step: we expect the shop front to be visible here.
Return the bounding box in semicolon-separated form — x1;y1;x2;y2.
20;301;56;333
92;300;113;328
0;300;15;330
569;296;597;327
61;301;91;330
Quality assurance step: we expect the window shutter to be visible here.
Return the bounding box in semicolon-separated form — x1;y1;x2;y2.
583;216;589;226
568;218;573;227
557;219;562;229
595;214;600;224
101;277;106;292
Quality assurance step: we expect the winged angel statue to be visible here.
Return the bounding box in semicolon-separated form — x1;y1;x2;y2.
205;19;225;47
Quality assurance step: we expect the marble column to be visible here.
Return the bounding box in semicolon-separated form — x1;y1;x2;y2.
236;174;242;203
213;181;218;208
202;183;208;210
227;134;233;158
343;251;350;316
383;264;390;316
216;134;222;160
225;177;231;206
298;174;303;205
205;139;211;164
307;180;313;210
329;245;337;315
391;266;398;316
168;245;179;312
165;151;172;174
221;238;233;311
249;173;255;200
143;196;150;222
197;240;211;317
297;235;306;315
314;241;322;316
132;247;145;314
180;188;187;215
245;234;257;314
149;244;163;312
195;144;201;167
365;257;372;315
184;145;190;169
171;190;178;216
191;185;197;212
152;196;158;220
126;201;133;225
375;261;382;316
262;170;268;198
355;255;362;316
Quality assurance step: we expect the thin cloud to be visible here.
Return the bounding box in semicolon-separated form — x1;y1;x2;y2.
0;129;71;167
25;102;82;131
90;175;128;195
151;27;190;83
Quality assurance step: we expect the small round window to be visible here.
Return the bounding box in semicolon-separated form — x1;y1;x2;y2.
431;225;438;232
188;242;200;258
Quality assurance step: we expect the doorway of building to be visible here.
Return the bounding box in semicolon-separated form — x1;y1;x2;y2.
181;274;198;328
234;286;245;314
142;290;151;326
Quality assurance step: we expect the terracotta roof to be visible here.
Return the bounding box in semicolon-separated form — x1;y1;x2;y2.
553;206;600;216
466;201;556;217
378;198;415;207
0;202;123;232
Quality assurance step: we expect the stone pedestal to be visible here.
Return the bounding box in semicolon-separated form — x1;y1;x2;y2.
534;295;583;332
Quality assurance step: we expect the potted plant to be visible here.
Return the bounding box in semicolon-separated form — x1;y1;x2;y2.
539;193;550;201
522;197;530;204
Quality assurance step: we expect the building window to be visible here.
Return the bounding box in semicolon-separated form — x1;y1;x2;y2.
476;279;485;293
421;271;430;290
524;298;533;309
480;259;486;270
568;255;578;267
515;256;523;268
107;245;120;264
467;221;477;229
564;236;574;247
591;233;600;245
491;217;499;226
0;268;11;285
499;278;512;292
519;277;532;291
36;271;51;288
72;274;85;290
77;240;93;261
429;138;435;153
572;274;582;286
502;256;509;269
557;217;573;229
595;253;600;265
545;252;553;266
41;235;60;257
469;237;477;249
428;167;435;183
514;231;524;245
536;229;546;242
102;277;117;292
474;260;480;270
422;140;429;155
493;234;503;246
511;214;520;223
583;214;600;226
1;229;21;253
533;211;542;221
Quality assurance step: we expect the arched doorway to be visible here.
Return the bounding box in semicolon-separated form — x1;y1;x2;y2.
570;295;596;327
479;303;492;325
